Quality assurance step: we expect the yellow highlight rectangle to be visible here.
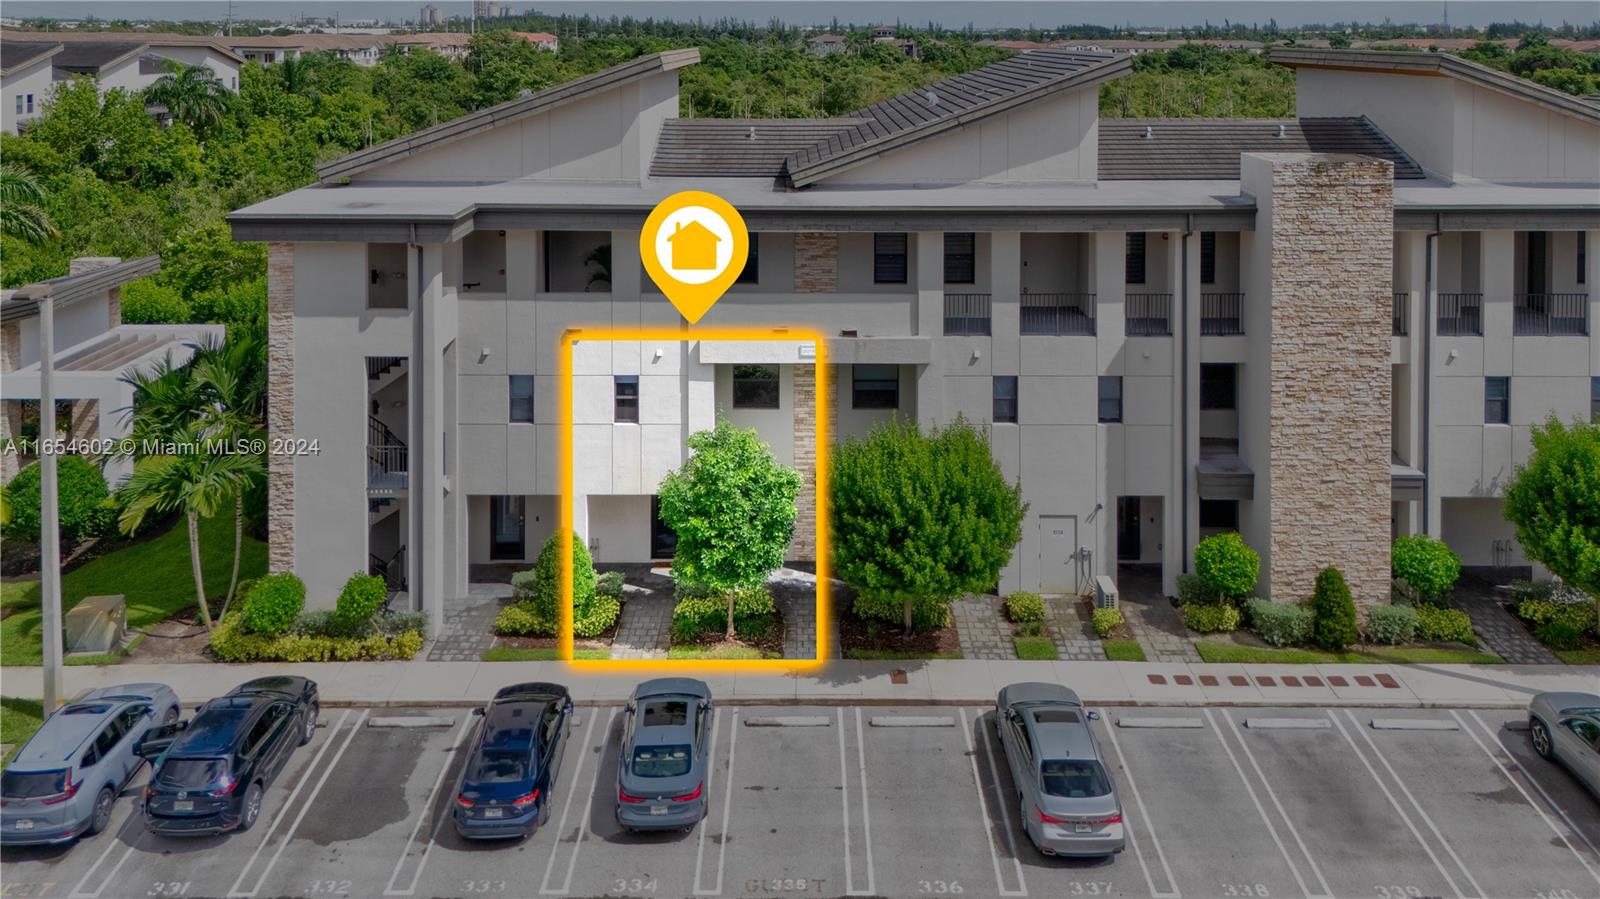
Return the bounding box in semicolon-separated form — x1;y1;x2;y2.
558;326;831;672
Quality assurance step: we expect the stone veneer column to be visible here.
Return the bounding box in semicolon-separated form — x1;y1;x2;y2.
793;233;837;293
788;361;837;561
1247;153;1394;608
266;242;295;574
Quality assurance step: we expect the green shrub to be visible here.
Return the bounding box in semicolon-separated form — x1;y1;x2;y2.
1194;533;1260;601
1416;605;1476;645
852;591;951;631
520;532;596;625
495;602;552;637
1536;617;1587;650
1091;607;1124;639
335;572;388;627
1366;604;1418;645
734;613;778;643
1391;535;1462;602
3;457;115;546
1175;573;1210;607
211;612;423;662
119;278;192;324
1183;602;1241;633
595;570;626;600
1245;598;1313;647
672;583;777;641
241;573;305;636
1514;584;1597;636
573;596;621;638
1311;566;1359;651
1017;620;1044;638
1006;592;1045;623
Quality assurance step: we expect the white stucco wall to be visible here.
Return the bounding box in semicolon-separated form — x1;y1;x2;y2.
2;54;54;135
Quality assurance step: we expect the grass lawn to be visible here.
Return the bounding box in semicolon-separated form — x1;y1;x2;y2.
0;514;267;667
1195;641;1501;665
1;697;46;768
667;644;774;660
1102;639;1147;662
845;649;963;661
1556;648;1600;665
482;647;610;661
1013;636;1058;660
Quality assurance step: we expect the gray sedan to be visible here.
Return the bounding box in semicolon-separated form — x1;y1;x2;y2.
615;678;713;832
995;682;1125;859
1529;691;1600;797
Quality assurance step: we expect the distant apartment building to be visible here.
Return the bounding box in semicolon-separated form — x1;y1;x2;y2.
805;34;847;57
226;47;1598;634
514;32;559;52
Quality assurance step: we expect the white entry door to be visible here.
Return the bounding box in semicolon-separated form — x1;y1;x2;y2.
1039;515;1079;594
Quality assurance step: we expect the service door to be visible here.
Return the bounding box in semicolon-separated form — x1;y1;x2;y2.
1039;515;1079;594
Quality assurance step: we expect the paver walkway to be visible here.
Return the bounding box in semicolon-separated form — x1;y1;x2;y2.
770;568;819;659
610;566;676;659
1045;596;1106;660
950;594;1017;660
427;583;509;661
1117;565;1202;663
1453;574;1560;665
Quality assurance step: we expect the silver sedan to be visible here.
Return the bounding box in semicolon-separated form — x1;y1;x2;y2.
995;682;1125;859
1529;691;1600;797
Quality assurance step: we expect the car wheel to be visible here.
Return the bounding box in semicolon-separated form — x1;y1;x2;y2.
300;702;319;746
1531;718;1555;760
163;706;179;725
237;783;264;832
85;787;116;836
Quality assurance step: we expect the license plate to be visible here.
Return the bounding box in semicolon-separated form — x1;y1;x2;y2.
13;820;33;831
650;805;668;816
1074;824;1092;833
173;800;194;812
483;808;504;818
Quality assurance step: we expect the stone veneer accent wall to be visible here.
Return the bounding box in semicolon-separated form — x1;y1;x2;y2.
788;362;838;561
793;233;838;293
267;243;296;574
1262;154;1393;608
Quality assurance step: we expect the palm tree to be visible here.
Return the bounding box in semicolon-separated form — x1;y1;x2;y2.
0;163;56;244
117;420;257;632
192;334;266;616
144;61;230;133
274;54;313;97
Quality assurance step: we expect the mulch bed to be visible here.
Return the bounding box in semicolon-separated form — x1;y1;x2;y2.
492;635;613;655
125;597;231;664
674;609;786;657
837;611;961;656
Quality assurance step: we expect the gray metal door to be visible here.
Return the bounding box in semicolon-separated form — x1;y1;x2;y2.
1039;515;1079;594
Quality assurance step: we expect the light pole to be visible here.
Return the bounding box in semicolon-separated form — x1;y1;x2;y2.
38;295;63;714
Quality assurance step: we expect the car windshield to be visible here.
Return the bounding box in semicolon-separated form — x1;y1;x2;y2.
157;758;230;790
1040;759;1113;798
631;745;691;778
1;769;67;799
471;749;530;784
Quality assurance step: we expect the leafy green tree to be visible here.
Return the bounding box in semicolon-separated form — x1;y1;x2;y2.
658;419;800;639
1390;535;1462;602
145;61;231;134
0;163;56;243
831;416;1026;633
1311;566;1360;651
1193;532;1260;601
466;30;559;107
1505;417;1600;625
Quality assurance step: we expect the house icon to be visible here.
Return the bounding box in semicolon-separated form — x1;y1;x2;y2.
668;220;720;271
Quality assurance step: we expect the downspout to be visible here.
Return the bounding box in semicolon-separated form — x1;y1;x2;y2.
1180;215;1193;573
1420;215;1440;534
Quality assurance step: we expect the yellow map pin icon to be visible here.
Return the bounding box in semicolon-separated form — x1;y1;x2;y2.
640;190;749;325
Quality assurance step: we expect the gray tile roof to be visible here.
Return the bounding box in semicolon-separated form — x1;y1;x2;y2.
39;39;149;71
2;256;161;324
650;118;872;179
0;40;61;73
1099;117;1424;180
784;48;1130;186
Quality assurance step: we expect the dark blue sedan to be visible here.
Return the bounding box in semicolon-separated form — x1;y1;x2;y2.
453;683;573;840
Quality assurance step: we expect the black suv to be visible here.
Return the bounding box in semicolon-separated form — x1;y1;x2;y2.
136;676;320;836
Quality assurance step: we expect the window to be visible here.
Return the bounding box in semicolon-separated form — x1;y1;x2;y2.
25;93;33;114
631;745;692;778
94;720;125;759
1200;232;1217;284
1581;232;1588;286
508;375;534;423
874;233;908;284
614;375;639;423
1125;232;1146;285
1200;364;1237;410
1040;759;1113;798
1485;376;1509;425
14;96;21;116
732;365;779;409
852;364;899;409
993;376;1018;424
118;704;150;733
944;233;976;284
736;233;760;284
1098;376;1123;423
1199;499;1239;530
243;714;274;756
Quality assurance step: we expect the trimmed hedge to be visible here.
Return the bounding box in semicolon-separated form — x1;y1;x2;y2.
1245;598;1313;647
1390;535;1461;602
672;583;777;642
1311;567;1359;651
1006;592;1045;623
3;456;115;546
574;596;621;638
241;573;306;636
1416;605;1476;645
1193;533;1260;601
335;572;388;626
852;591;951;632
1366;604;1418;645
211;612;423;662
1183;602;1241;633
1091;607;1123;639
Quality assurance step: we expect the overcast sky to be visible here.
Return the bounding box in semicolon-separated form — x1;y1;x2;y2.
3;1;1595;29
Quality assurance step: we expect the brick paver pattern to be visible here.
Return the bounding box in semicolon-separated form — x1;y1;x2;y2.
1046;596;1107;661
950;595;1017;660
1116;566;1202;664
1451;575;1559;665
427;583;509;661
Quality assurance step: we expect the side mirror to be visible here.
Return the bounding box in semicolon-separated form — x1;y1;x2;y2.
1086;710;1101;721
471;707;485;717
135;723;184;760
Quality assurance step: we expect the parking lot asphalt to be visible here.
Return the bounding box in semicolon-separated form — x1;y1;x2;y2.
3;704;1597;899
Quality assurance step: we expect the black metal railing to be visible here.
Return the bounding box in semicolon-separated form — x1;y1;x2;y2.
944;293;991;336
1393;292;1409;336
366;356;405;380
1126;293;1172;336
1200;292;1244;336
1514;293;1588;336
1020;292;1096;336
368;415;408;491
1437;293;1483;336
369;545;407;592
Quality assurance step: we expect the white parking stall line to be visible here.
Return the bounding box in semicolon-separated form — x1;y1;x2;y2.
231;708;370;897
837;707;858;895
959;707;1026;898
1101;712;1180;899
1213;709;1334;899
693;706;725;895
541;707;609;895
1324;710;1472;899
1202;708;1318;899
383;713;474;897
694;708;739;896
1456;710;1600;891
853;708;877;897
547;706;619;896
1341;710;1485;899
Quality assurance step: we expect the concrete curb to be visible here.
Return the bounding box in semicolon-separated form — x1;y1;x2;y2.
302;698;1541;711
367;716;455;728
1117;716;1205;728
1370;718;1459;731
744;715;831;727
868;716;954;727
1243;717;1332;729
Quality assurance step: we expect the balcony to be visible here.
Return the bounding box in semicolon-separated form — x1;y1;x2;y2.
944;293;991;336
1021;292;1095;336
1392;292;1409;336
1126;293;1172;337
1200;292;1244;336
1437;293;1482;337
1514;293;1588;336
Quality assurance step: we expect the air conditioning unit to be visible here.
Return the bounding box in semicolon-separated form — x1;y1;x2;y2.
1094;575;1118;610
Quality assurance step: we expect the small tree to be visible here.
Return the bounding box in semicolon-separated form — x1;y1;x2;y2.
1390;535;1462;603
1193;532;1260;602
832;416;1026;633
1311;566;1359;651
1505;417;1600;628
658;420;800;639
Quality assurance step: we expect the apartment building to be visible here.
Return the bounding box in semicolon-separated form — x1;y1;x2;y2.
227;47;1600;632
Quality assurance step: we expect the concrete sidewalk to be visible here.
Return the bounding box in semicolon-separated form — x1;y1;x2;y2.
2;658;1595;709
